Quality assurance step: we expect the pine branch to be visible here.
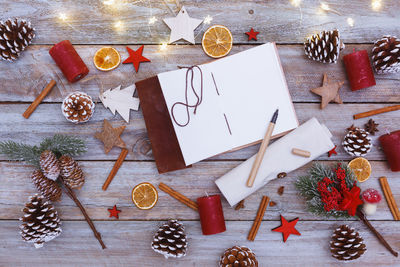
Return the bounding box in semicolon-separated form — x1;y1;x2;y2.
0;141;41;167
39;134;87;158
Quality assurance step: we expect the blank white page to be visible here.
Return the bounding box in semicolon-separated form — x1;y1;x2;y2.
209;43;298;146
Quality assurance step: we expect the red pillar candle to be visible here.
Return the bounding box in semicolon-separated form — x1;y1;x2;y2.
49;40;89;83
197;194;226;235
379;130;400;172
343;49;376;91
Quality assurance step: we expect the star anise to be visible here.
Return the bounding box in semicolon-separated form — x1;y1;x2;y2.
364;119;379;135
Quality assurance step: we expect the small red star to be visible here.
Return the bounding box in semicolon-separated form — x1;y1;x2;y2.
108;205;121;219
328;145;337;157
340;186;363;217
272;215;301;242
245;28;259;41
123;45;151;72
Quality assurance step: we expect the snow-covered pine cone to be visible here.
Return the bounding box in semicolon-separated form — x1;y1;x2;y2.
39;150;60;181
31;170;62;202
219;245;258;267
151;219;187;259
342;127;372;157
372;35;400;74
304;29;345;64
20;194;62;248
59;155;85;189
330;225;366;261
61;92;95;124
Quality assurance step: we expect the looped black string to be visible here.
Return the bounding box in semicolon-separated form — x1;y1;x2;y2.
171;65;203;127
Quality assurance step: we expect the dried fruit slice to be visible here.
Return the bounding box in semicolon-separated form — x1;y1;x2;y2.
348;157;372;182
202;25;233;58
132;182;158;210
93;47;121;71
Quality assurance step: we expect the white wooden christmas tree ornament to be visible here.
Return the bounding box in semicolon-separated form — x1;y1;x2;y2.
100;84;140;123
163;6;203;44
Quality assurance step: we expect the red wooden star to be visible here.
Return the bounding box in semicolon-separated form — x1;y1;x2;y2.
123;45;151;72
108;205;121;219
245;28;259;41
272;215;301;242
328;145;337;157
340;186;363;216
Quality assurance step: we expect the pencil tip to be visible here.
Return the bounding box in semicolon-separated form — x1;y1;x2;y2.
271;109;279;123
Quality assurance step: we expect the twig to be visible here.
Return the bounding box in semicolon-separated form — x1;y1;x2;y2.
356;208;397;257
59;177;106;249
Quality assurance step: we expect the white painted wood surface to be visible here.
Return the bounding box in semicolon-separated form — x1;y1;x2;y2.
0;0;400;266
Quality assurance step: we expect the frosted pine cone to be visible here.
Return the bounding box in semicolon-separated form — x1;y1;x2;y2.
219;246;258;267
39;150;60;181
151;219;187;259
0;18;35;62
61;92;95;124
330;225;366;261
59;155;85;189
372;35;400;74
31;170;62;202
304;29;345;64
342;127;372;157
20;194;62;248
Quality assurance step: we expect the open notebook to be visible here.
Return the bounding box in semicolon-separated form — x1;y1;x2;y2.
157;43;298;166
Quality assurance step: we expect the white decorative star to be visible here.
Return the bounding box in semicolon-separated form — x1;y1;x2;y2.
163;6;203;44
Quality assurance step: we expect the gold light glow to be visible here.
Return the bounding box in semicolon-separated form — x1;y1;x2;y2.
203;15;213;24
347;17;355;27
149;16;157;24
160;43;168;51
290;0;302;7
58;13;68;21
371;0;382;11
103;0;114;5
114;21;124;31
320;2;330;11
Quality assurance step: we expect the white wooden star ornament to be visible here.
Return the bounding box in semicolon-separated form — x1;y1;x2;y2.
163;6;203;44
100;84;140;123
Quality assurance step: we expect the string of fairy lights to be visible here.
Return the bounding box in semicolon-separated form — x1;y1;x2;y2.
56;0;385;51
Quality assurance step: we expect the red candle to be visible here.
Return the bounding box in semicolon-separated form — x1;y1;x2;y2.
49;40;89;83
343;49;376;91
197;194;226;235
379;130;400;172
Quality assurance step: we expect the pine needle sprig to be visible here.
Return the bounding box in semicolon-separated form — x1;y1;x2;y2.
0;135;86;167
295;162;356;219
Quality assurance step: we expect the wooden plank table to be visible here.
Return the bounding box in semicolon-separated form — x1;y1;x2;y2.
0;1;399;266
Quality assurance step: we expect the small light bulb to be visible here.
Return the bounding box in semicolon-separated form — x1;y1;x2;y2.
58;13;68;21
203;15;213;24
103;0;114;5
371;0;382;11
290;0;302;7
149;16;157;24
347;17;355;27
160;43;168;51
114;21;124;31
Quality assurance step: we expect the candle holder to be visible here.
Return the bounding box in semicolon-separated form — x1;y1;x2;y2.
343;49;376;91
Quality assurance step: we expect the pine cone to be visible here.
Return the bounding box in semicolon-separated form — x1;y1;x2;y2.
59;155;85;189
0;18;35;62
61;92;95;124
19;194;62;248
330;225;366;261
151;219;187;259
342;127;372;157
39;150;60;181
31;170;62;202
219;246;258;267
304;29;344;64
372;35;400;74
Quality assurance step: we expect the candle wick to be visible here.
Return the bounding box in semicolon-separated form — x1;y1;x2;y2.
205;191;209;197
385;128;391;135
353;48;355;53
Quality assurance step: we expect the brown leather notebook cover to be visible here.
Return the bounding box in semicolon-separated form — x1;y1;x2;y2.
136;77;189;174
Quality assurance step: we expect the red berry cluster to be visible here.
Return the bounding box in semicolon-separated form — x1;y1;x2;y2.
317;166;354;212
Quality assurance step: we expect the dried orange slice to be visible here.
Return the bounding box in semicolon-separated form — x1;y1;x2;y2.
93;47;121;71
132;182;158;210
202;25;233;58
348;157;372;182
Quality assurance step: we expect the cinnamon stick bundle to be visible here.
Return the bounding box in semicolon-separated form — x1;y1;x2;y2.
379;177;400;221
248;195;270;241
159;182;198;210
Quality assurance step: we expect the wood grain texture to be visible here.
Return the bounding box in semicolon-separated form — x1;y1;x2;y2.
0;161;398;221
1;103;399;161
1;0;399;44
0;45;399;103
0;220;399;266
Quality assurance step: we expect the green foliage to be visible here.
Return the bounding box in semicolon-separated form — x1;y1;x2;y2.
0;134;86;168
295;162;357;219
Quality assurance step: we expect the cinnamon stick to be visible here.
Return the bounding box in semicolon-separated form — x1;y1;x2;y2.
102;148;129;191
59;177;106;249
159;182;198;210
356;208;398;257
23;80;56;119
247;196;270;241
353;104;400;120
379;177;400;220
